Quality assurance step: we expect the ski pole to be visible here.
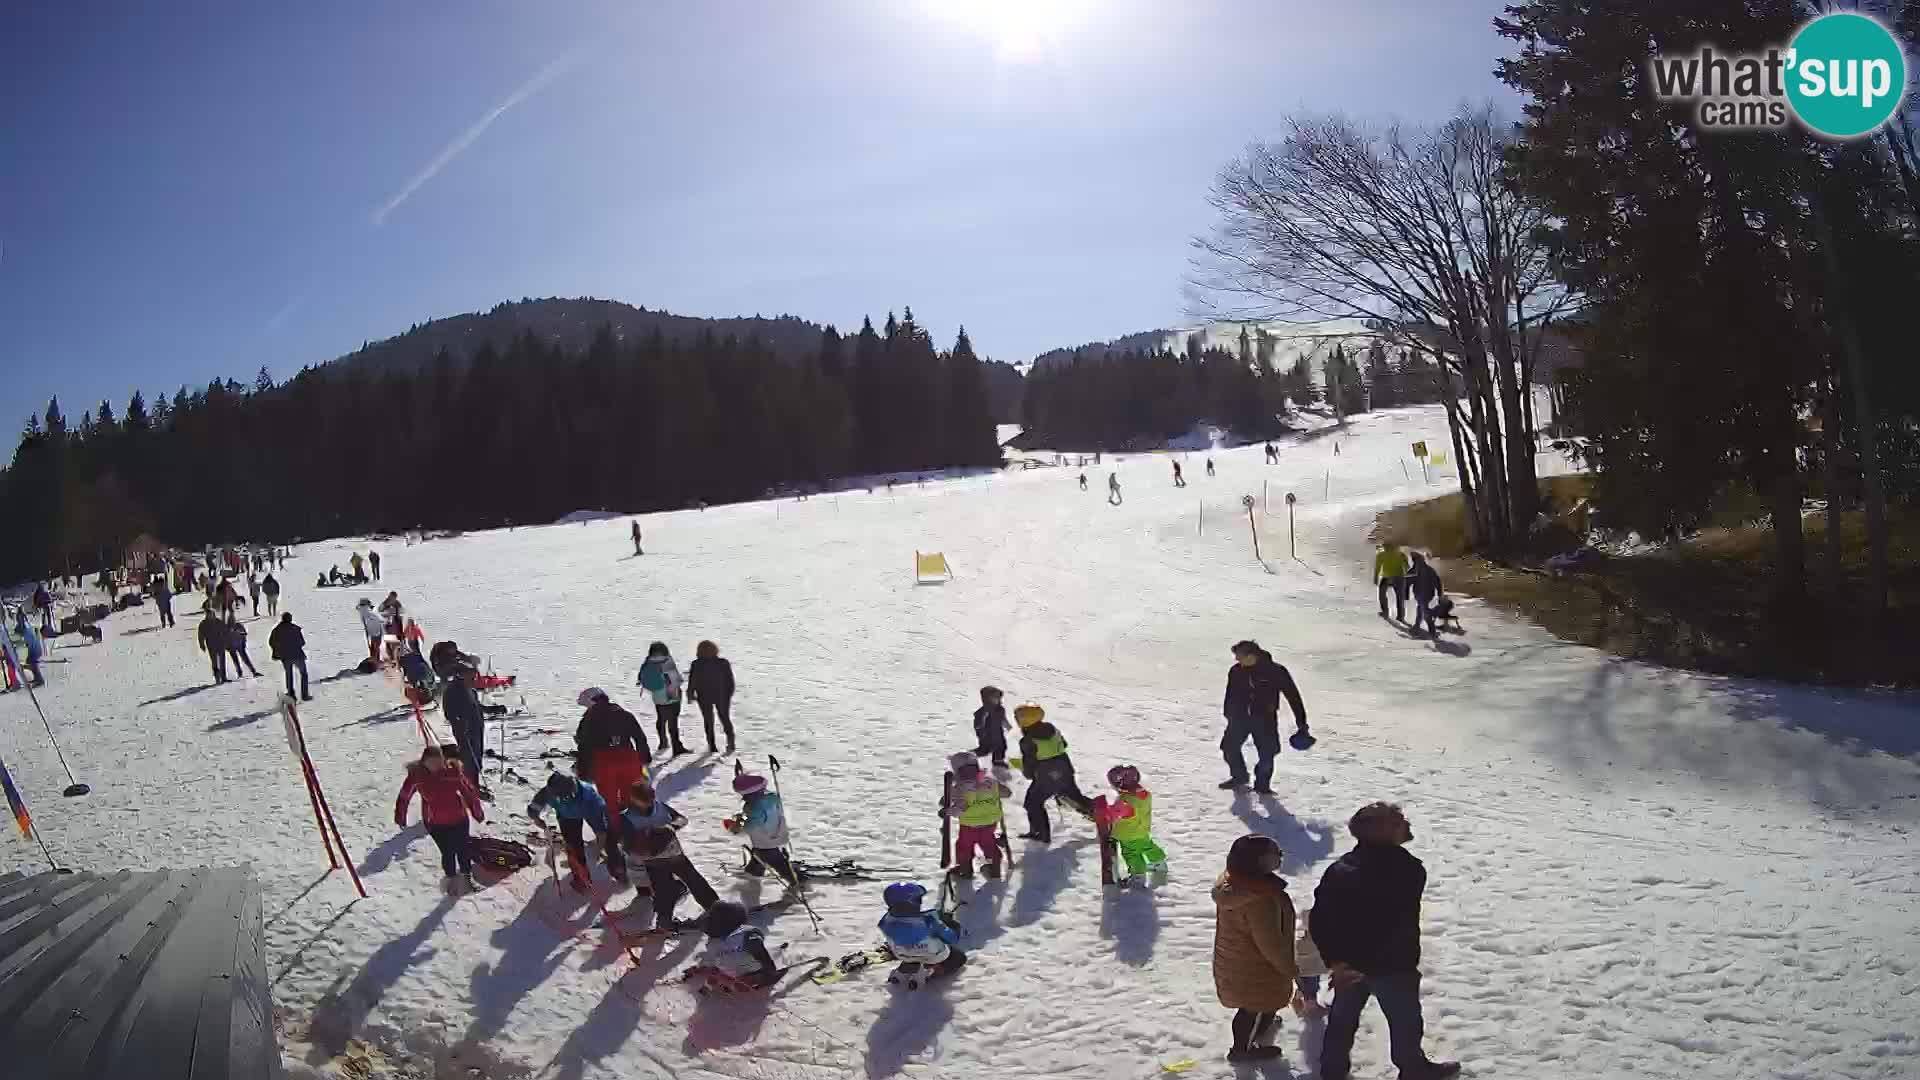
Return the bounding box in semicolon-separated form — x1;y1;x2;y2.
743;845;822;931
766;755;822;932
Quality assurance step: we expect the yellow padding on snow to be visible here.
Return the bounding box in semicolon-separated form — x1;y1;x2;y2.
915;551;952;579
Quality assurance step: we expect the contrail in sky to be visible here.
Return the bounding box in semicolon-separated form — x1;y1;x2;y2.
371;49;581;225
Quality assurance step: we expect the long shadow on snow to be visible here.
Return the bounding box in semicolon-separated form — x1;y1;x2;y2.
539;935;697;1080
207;707;279;732
1008;838;1089;928
357;826;424;878
307;895;456;1061
1532;655;1920;813
864;980;956;1079
1099;885;1161;967
138;682;221;707
458;880;594;1053
652;760;719;803
683;955;827;1054
1231;791;1336;878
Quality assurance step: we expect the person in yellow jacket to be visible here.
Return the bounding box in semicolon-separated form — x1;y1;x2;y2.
1373;543;1410;622
942;752;1011;879
1095;765;1167;884
1014;704;1095;842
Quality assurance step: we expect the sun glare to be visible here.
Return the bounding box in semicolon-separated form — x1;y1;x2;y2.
929;0;1084;62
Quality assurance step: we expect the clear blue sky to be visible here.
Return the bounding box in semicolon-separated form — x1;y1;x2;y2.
1;0;1515;426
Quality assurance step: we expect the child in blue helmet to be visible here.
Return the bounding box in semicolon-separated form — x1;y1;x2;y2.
878;882;966;988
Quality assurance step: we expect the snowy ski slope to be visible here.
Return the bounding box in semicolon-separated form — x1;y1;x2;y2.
3;404;1917;1080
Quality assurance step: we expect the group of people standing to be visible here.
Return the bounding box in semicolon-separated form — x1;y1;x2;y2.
1371;544;1450;638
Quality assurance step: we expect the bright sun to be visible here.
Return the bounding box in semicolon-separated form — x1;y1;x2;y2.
930;0;1082;61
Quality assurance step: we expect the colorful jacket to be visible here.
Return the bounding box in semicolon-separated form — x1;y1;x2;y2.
740;790;788;849
620;800;687;861
395;761;485;827
878;910;959;964
1096;788;1154;843
529;779;610;831
1017;722;1072;780
1373;548;1410;581
1212;871;1298;1011
947;773;1011;827
637;655;683;705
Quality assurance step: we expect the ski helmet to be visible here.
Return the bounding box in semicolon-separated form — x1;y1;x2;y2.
576;686;609;707
1107;764;1141;789
732;773;767;796
947;751;979;773
883;882;927;910
1013;703;1045;729
704;900;748;939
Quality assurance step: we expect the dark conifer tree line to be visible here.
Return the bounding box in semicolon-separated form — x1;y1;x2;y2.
1020;337;1446;450
0;309;1001;579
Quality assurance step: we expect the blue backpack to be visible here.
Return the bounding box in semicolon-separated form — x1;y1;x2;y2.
639;660;667;692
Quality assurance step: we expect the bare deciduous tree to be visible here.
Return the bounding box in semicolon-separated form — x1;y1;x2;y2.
1189;105;1575;551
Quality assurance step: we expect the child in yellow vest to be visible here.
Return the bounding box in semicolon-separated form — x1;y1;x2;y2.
1095;764;1167;884
944;752;1012;879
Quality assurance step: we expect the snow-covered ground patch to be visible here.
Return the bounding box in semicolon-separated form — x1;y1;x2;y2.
3;405;1916;1080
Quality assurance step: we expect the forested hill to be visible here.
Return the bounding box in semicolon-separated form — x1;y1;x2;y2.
328;297;830;376
326;296;1026;421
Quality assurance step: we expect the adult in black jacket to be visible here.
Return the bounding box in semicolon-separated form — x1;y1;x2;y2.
197;612;229;683
687;640;736;754
435;645;486;788
1309;803;1458;1080
1220;641;1308;793
269;613;311;701
1406;552;1443;638
575;694;649;776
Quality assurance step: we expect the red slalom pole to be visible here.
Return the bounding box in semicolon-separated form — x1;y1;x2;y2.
286;698;368;898
304;768;338;869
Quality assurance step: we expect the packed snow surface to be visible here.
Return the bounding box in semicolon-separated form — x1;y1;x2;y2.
4;405;1917;1080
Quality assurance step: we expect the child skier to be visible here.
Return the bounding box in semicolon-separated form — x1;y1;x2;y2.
1014;704;1095;843
878;882;967;989
527;771;627;891
943;752;1011;879
1094;764;1168;885
723;772;794;885
394;743;487;893
620;780;718;929
971;685;1010;767
680;900;781;993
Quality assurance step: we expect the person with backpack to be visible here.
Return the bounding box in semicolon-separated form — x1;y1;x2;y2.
575;687;650;807
261;571;280;615
637;642;688;757
395;743;487;893
1221;640;1309;795
269;612;311;701
687;640;735;754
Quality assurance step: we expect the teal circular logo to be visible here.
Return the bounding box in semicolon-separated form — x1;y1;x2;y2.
1786;13;1908;138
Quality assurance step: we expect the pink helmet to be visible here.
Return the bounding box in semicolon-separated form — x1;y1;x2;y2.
732;773;767;796
1107;764;1141;789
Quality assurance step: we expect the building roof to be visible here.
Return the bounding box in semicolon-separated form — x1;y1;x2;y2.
0;865;277;1080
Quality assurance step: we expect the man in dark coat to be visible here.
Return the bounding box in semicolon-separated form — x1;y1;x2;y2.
1310;803;1458;1080
574;688;650;783
152;574;175;628
434;644;488;794
269;613;311;701
1220;640;1309;794
197;611;229;683
1406;552;1443;638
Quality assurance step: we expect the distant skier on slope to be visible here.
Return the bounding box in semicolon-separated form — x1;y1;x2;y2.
631;520;643;556
1078;472;1088;491
1264;442;1279;465
1221;640;1309;795
1107;472;1123;506
1206;457;1217;477
1173;460;1187;488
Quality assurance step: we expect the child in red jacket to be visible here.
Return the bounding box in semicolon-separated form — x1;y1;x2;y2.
396;743;487;892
